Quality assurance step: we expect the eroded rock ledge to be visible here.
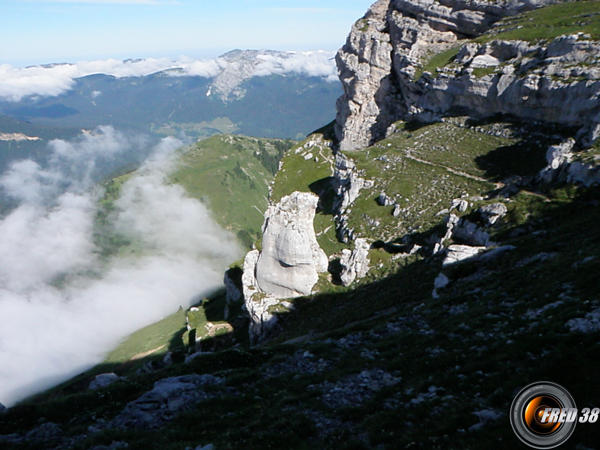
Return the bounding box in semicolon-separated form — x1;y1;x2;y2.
335;0;600;151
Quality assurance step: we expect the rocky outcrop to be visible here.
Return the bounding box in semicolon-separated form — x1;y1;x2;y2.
256;192;328;297
340;238;371;286
333;152;374;242
538;138;600;186
242;192;328;342
335;0;600;151
335;0;399;151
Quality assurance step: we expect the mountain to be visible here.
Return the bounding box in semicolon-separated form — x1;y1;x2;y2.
0;115;80;169
0;50;342;142
1;1;600;450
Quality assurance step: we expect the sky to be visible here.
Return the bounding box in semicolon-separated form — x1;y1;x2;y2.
1;0;375;68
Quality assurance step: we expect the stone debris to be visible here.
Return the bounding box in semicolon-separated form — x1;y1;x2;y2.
262;349;331;378
111;375;224;429
450;198;469;213
452;218;493;247
25;422;63;444
566;308;600;334
314;369;401;409
376;192;395;206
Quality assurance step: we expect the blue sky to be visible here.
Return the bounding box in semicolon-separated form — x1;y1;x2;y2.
1;0;375;67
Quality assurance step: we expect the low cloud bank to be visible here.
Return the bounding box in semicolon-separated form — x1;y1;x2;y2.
0;51;337;101
0;127;241;406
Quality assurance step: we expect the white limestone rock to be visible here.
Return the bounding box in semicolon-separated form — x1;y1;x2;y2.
256;192;328;298
443;244;486;265
241;192;328;342
479;203;508;227
453;218;493;246
432;272;450;298
340;238;371;286
334;152;368;242
335;0;596;152
90;373;122;390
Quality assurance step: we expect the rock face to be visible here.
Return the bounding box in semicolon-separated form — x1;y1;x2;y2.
340;238;371;286
333;152;373;242
242;192;328;342
335;0;600;151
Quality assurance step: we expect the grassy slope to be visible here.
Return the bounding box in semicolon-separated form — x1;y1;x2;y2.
170;135;294;248
417;0;600;79
85;134;293;368
480;0;600;43
2;185;599;450
2;3;600;449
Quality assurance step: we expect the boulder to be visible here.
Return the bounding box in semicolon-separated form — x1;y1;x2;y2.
443;245;486;265
479;203;508;226
539;138;576;182
453;218;493;246
89;373;121;390
376;192;395;206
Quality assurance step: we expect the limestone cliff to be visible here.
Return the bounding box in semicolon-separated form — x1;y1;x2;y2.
335;0;600;151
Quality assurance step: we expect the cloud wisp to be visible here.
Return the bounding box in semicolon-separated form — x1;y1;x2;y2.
0;51;337;102
0;127;241;406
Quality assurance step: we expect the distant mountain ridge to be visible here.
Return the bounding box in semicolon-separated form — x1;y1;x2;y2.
0;50;341;141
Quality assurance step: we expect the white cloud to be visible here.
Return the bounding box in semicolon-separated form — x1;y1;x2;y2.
0;51;338;102
253;51;338;81
0;127;242;406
